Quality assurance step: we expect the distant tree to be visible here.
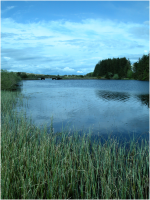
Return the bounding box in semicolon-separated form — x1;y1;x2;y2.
86;72;93;77
93;57;131;79
132;54;149;80
113;74;119;79
20;72;28;79
17;72;22;77
105;72;110;79
127;69;133;79
93;63;100;77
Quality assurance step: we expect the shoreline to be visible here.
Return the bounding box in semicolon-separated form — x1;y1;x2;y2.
21;77;149;81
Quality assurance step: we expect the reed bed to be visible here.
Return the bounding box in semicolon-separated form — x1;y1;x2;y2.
1;90;149;199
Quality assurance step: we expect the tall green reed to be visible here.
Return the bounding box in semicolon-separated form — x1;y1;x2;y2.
1;90;149;199
1;69;21;91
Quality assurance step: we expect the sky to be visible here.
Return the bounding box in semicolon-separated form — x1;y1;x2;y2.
1;1;149;75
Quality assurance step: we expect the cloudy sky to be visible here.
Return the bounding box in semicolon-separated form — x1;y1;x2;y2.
1;1;149;75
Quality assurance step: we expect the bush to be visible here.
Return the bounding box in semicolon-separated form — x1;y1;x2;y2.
113;74;119;79
105;72;110;79
20;72;28;79
105;72;113;79
1;70;21;90
127;70;133;79
97;76;101;79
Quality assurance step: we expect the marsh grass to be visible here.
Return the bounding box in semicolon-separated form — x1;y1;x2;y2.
1;70;22;91
1;90;149;199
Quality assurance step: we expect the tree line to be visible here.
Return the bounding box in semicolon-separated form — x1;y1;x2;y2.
93;57;132;79
86;54;149;81
132;54;149;81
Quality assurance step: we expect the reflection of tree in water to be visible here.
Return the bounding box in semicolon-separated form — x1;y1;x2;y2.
135;94;149;108
96;90;149;108
96;90;130;102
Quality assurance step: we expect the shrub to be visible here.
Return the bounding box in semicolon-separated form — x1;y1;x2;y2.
1;70;21;90
113;74;119;79
105;72;113;79
127;70;133;79
20;72;28;79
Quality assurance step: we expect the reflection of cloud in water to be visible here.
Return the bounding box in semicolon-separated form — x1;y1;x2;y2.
96;90;130;102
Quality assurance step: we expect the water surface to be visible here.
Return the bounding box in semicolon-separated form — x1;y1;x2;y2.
19;79;149;143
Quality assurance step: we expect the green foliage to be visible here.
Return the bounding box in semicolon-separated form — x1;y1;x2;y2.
133;54;149;81
93;55;148;81
1;70;21;90
97;76;101;79
17;72;22;77
86;72;93;77
127;69;133;79
105;72;113;79
28;74;36;78
17;72;42;79
17;72;28;79
105;72;110;79
113;74;119;79
93;57;131;79
142;69;149;80
108;72;113;77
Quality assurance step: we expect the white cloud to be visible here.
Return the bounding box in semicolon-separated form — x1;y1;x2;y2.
77;71;83;73
4;57;11;60
144;50;148;55
1;17;149;75
63;67;75;72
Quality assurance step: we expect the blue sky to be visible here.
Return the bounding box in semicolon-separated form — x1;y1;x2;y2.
1;1;149;75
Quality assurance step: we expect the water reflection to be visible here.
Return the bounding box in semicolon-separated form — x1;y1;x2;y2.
96;90;130;102
96;90;149;108
135;94;149;108
17;79;149;145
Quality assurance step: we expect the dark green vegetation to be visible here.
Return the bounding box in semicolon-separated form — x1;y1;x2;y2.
93;57;131;79
93;54;149;81
16;73;93;80
1;70;22;90
132;54;149;81
1;71;149;199
17;72;42;80
85;72;94;77
62;75;97;79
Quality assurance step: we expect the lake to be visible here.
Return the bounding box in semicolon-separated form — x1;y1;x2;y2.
18;79;149;144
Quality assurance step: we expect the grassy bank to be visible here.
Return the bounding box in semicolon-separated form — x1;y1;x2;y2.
1;70;22;90
1;90;149;199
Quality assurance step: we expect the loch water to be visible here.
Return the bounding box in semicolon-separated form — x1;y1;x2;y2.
19;79;149;145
